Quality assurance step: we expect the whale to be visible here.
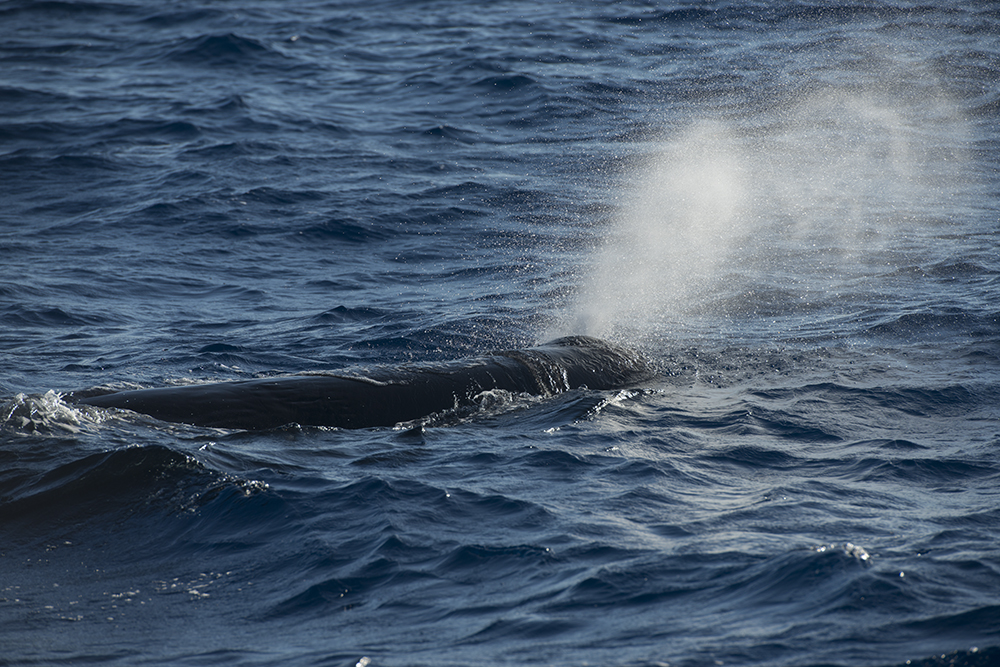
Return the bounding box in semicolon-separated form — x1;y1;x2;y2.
76;336;654;430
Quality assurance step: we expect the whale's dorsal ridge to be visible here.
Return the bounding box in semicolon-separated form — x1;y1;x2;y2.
77;336;653;430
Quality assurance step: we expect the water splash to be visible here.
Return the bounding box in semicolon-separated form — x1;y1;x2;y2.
2;391;87;434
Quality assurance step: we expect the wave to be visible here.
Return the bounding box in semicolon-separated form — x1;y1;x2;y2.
163;33;278;67
841;457;1000;486
1;305;115;328
0;438;274;555
138;7;227;28
865;310;1000;340
884;647;1000;667
258;475;557;615
419;124;481;144
0;0;133;21
751;382;1000;419
293;218;397;244
309;305;389;323
473;74;537;92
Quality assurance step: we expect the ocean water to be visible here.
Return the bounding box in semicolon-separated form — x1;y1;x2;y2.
2;1;999;666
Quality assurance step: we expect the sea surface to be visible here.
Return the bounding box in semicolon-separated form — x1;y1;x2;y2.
2;1;999;666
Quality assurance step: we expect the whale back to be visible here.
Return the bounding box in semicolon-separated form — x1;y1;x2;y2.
498;335;654;394
78;336;654;430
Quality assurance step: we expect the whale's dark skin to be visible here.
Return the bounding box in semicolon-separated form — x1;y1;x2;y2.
76;336;654;430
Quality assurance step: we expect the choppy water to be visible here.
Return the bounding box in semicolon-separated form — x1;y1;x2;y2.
2;2;999;666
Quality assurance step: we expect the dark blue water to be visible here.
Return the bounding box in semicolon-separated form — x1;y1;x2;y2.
2;2;999;666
